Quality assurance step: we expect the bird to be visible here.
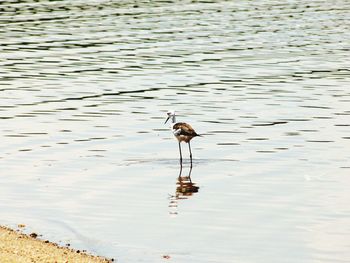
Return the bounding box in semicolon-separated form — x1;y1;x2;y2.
164;110;200;165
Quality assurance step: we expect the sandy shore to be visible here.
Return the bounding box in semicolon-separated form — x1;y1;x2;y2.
0;226;113;263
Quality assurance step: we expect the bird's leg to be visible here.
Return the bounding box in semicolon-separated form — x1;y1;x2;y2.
188;141;193;159
188;165;193;181
188;141;193;167
178;141;183;164
178;165;183;178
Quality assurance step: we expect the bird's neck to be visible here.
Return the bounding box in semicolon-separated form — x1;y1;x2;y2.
171;115;176;123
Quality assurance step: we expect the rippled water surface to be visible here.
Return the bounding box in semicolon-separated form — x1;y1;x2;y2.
1;0;350;262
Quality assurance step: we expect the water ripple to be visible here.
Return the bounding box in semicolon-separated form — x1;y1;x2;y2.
1;0;350;262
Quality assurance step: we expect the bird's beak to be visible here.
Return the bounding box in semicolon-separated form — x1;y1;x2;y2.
164;116;170;124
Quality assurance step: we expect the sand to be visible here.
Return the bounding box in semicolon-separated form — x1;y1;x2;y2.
0;226;113;263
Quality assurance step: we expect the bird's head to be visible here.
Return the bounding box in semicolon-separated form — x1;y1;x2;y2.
165;110;176;124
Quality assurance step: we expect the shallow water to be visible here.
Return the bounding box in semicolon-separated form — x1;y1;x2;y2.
1;0;350;262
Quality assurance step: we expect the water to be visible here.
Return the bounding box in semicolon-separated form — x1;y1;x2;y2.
1;0;350;262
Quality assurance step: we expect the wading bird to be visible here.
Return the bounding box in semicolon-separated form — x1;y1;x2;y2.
164;110;200;165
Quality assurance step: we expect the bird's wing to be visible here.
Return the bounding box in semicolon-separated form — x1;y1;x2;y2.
173;128;182;135
173;123;198;136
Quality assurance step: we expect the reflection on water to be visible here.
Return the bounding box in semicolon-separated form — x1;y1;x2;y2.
169;166;199;216
1;0;350;262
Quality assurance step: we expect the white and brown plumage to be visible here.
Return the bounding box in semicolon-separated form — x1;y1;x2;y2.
165;110;200;164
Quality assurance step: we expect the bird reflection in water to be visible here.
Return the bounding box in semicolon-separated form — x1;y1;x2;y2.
169;165;199;216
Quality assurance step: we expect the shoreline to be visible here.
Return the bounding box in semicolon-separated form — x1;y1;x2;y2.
0;225;113;262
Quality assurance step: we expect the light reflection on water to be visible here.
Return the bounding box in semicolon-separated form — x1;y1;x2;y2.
1;0;350;262
168;166;200;216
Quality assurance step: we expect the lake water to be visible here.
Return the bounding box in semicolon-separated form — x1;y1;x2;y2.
1;0;350;262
